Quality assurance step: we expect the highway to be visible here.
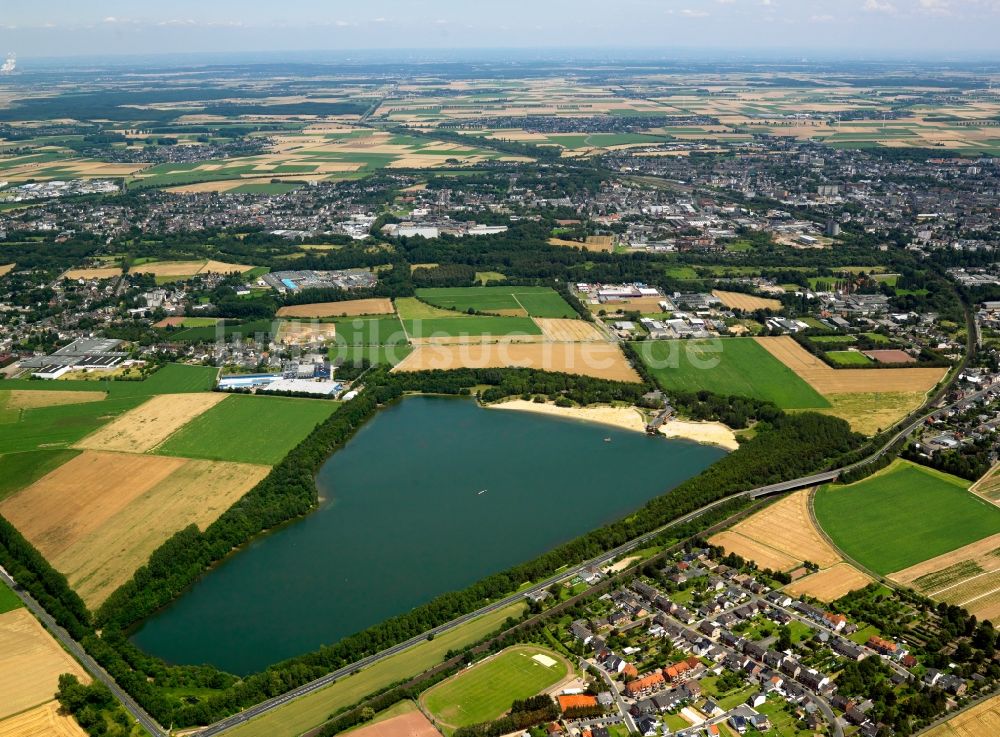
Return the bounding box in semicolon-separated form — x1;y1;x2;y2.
0;566;168;737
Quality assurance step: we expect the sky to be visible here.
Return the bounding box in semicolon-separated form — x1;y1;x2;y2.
2;0;999;60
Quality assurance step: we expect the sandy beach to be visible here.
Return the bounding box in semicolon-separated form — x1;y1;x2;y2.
487;399;648;432
487;400;738;450
660;420;740;451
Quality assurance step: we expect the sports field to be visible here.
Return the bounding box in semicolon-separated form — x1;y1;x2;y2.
415;287;577;319
421;646;568;730
223;602;526;737
157;394;338;465
633;338;830;409
815;461;1000;575
825;351;874;367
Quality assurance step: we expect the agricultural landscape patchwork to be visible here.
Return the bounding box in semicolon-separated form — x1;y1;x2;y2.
3;46;1000;737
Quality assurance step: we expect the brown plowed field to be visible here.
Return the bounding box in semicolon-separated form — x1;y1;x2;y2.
73;393;226;453
0;702;87;737
0;609;89;721
54;459;269;608
535;318;607;342
784;563;873;602
62;267;122;280
712;290;782;312
0;451;268;608
754;336;946;394
392;342;641;382
4;390;106;410
348;711;439;737
277;298;395;318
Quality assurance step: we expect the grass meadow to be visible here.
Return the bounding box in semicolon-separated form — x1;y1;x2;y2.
157;394;338;465
815;460;1000;574
825;351;874;367
634;338;830;409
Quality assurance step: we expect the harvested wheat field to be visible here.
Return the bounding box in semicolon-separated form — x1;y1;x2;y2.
3;390;106;410
708;531;801;572
74;393;225;453
53;459;269;607
971;463;1000;505
535;318;607;342
276;321;338;345
349;710;439;737
924;692;1000;737
0;609;89;720
755;336;947;394
548;237;612;253
393;342;641;382
0;451;186;558
784;563;873;602
889;533;1000;620
277;298;394;318
0;701;86;737
817;392;927;436
712;290;782;312
62;267;122;280
0;264;13;278
722;490;841;568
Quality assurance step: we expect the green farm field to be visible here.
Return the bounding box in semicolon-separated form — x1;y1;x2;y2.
0;363;218;397
0;395;145;453
815;460;1000;574
422;645;568;730
0;579;23;614
328;343;414;367
415;286;576;319
0;449;79;502
157;394;338;465
330;316;408;346
403;316;543;339
223;602;526;737
633;338;830;409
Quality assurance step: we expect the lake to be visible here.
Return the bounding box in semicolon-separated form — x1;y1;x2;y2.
132;396;724;674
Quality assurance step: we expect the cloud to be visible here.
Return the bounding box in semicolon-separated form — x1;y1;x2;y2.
863;0;897;12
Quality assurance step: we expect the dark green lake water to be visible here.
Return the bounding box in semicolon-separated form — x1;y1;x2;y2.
132;396;724;674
